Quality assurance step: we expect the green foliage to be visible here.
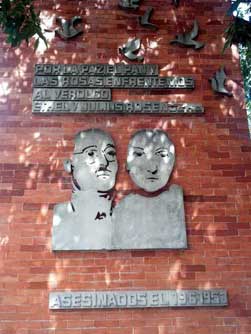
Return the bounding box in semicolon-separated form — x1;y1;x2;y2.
0;0;47;49
239;44;251;87
239;44;251;128
223;1;251;53
226;0;243;17
223;17;251;53
223;2;251;134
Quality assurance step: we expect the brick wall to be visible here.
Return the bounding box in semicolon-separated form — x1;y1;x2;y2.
0;0;251;333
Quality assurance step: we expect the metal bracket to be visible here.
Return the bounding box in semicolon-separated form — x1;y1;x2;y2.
119;38;144;61
209;66;233;97
139;7;158;30
55;16;83;40
170;20;204;50
118;0;141;10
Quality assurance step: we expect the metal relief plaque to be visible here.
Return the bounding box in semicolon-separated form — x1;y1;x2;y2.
53;129;118;251
33;76;195;89
32;63;202;116
111;129;187;250
33;88;111;101
35;64;159;76
52;128;187;251
49;289;228;310
32;101;203;114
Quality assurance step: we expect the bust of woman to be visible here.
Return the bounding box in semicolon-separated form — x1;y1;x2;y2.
112;129;187;250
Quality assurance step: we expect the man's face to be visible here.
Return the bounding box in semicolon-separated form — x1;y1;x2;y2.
127;130;175;192
71;130;118;191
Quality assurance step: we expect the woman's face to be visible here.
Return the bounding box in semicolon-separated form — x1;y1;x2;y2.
127;130;175;192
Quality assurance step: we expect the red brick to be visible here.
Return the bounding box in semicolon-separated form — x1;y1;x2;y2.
0;0;250;333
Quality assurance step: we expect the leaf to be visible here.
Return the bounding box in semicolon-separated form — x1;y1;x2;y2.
0;0;47;50
222;38;232;55
34;37;39;50
36;27;48;47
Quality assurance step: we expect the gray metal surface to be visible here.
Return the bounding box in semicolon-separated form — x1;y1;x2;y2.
33;76;195;89
170;20;204;50
112;185;187;249
49;289;228;309
139;7;158;30
32;88;111;101
55;16;83;40
209;66;233;97
52;129;187;251
32;101;204;114
33;64;197;116
112;129;187;249
71;129;117;192
34;64;159;76
52;129;117;251
119;38;144;61
126;129;175;192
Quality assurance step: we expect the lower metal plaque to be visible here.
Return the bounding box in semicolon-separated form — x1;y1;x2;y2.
49;289;228;310
32;101;203;114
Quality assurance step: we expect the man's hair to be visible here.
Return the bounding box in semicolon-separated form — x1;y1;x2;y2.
74;128;114;153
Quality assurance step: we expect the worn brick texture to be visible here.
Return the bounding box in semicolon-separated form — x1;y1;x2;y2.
0;0;251;333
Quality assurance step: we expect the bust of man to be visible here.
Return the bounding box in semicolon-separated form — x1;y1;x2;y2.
112;129;187;250
52;129;118;250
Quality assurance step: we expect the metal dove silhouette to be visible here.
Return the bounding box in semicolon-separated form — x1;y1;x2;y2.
172;0;180;7
170;20;204;50
119;38;144;61
118;0;141;10
55;16;83;40
139;7;158;30
209;67;233;97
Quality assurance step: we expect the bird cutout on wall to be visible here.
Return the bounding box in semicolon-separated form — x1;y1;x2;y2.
118;0;141;10
209;67;233;97
119;38;144;61
170;20;204;50
139;7;158;30
55;16;83;40
172;0;180;7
